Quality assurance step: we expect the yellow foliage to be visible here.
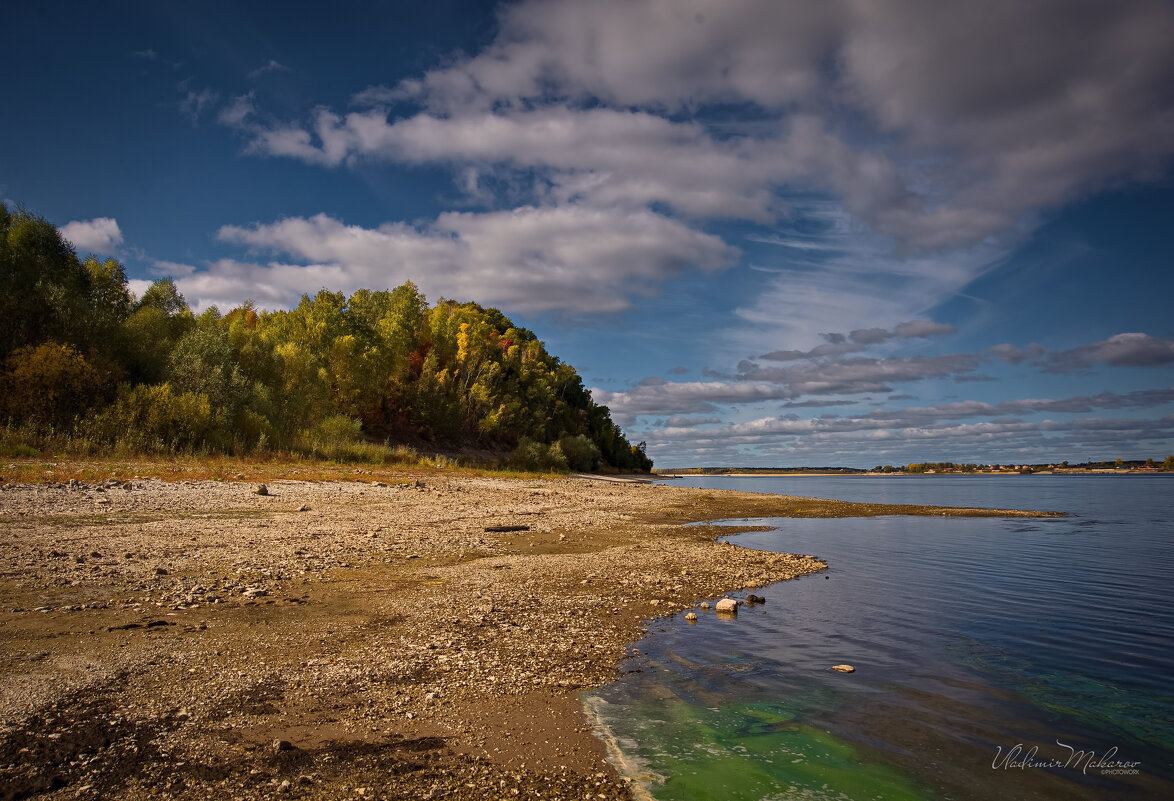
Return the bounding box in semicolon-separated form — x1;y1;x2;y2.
1;341;106;425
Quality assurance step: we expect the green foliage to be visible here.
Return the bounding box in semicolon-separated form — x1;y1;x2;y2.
557;434;601;472
0;203;651;471
313;414;363;446
509;436;570;473
90;383;215;451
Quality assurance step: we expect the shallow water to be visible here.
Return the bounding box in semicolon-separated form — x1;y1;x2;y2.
585;475;1174;800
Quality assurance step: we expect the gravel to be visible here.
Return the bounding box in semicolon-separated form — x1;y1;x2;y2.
0;471;1053;800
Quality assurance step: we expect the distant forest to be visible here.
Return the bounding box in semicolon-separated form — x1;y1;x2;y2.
0;204;652;472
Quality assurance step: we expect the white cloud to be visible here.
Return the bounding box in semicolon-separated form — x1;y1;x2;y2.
58;217;123;254
249;59;288;79
202;205;737;314
214;0;1174;362
150;259;198;277
338;0;1174;251
179;87;219;124
640;405;1174;466
992;334;1174;372
126;279;153;302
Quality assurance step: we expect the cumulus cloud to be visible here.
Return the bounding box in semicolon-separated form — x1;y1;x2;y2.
638;403;1174;466
213;0;1174;356
590;382;801;420
850;319;956;344
234;0;1174;252
660;416;723;428
759;319;957;361
206;206;737;314
734;353;984;395
992;334;1174;372
1044;333;1174;372
58;217;123;254
597;338;1174;430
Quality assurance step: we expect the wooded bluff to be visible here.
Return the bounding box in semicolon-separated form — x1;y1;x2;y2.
0;204;651;472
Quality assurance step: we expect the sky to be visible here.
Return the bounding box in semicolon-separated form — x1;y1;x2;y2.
3;0;1174;467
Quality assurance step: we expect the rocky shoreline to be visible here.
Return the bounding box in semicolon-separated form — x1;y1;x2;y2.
0;469;1059;800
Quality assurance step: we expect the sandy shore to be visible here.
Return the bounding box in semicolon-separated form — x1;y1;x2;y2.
0;468;1059;800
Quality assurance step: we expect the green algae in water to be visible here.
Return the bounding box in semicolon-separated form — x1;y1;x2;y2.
948;638;1174;750
586;696;930;801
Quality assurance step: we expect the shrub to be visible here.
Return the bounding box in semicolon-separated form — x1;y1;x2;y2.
315;414;363;446
557;434;601;472
509;436;570;472
89;383;216;451
0;342;107;427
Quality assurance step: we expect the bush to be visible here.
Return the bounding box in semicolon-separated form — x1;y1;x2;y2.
557;434;600;472
88;383;216;451
315;414;363;446
509;436;570;472
0;342;108;427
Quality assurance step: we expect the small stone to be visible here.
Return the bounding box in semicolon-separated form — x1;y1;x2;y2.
831;664;856;673
684;612;698;622
296;504;311;512
745;594;766;604
699;602;710;609
155;567;169;576
715;598;738;613
273;738;294;752
254;483;269;496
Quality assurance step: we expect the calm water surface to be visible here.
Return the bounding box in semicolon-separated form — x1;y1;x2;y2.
584;476;1174;800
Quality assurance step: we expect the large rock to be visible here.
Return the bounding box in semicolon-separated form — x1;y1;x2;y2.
715;598;738;613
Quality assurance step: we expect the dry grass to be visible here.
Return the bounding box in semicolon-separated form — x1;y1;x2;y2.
0;454;554;486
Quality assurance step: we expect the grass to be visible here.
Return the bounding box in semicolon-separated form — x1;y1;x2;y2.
0;454;565;485
0;422;643;485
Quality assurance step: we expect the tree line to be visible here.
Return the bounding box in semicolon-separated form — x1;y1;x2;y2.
0;204;652;472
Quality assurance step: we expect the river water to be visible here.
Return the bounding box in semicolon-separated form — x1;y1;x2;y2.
584;475;1174;800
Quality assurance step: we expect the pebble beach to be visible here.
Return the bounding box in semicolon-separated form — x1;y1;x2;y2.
0;468;1057;800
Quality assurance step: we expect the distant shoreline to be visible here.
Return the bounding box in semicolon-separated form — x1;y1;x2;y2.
654;470;1171;478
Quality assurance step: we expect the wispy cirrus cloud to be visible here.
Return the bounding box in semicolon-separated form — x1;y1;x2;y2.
248;59;288;79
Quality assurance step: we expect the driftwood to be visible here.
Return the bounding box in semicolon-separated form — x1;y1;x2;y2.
484;525;531;533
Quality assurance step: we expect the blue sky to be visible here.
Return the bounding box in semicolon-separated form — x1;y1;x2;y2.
4;0;1173;467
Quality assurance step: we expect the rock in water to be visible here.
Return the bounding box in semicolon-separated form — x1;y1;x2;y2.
831;664;856;673
254;483;268;496
684;612;698;622
746;594;765;604
715;598;738;613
